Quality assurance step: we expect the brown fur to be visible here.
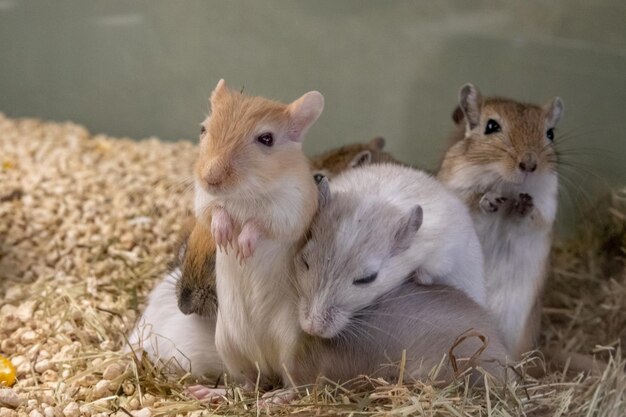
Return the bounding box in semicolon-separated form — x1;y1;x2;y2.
439;97;557;189
309;136;400;177
177;138;402;317
194;82;290;193
437;86;602;374
180;81;398;317
175;217;218;317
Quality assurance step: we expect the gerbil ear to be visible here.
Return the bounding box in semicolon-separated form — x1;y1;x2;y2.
349;150;372;168
451;105;465;125
210;79;228;104
315;176;331;208
391;205;423;255
544;97;564;127
458;84;483;130
287;91;325;142
368;136;386;150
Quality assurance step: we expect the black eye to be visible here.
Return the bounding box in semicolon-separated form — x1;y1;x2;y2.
256;132;274;147
546;128;554;141
200;125;206;135
313;173;325;184
353;272;378;286
484;119;501;135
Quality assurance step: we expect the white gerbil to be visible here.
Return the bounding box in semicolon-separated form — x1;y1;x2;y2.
438;83;563;357
193;80;323;390
293;176;509;385
127;266;223;379
297;163;486;339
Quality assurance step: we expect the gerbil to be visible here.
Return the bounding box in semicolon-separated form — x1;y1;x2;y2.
309;136;400;180
175;215;218;317
193;80;323;390
438;83;563;358
177;138;400;317
126;265;223;379
297;163;486;339
294;282;510;386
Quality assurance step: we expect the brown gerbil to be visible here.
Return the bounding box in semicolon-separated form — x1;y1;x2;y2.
309;136;400;179
438;83;563;358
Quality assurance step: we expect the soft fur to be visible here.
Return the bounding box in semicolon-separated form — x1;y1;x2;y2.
294;282;510;386
194;80;323;387
126;268;223;379
178;138;399;317
309;136;400;179
297;163;486;339
438;83;562;357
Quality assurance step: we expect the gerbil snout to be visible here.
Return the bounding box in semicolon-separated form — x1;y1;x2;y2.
299;302;346;339
518;152;538;173
199;159;233;191
177;287;194;315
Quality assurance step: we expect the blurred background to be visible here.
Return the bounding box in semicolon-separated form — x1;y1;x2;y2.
1;0;624;230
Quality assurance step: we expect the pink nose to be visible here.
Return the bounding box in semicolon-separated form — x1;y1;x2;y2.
203;175;222;188
202;163;230;188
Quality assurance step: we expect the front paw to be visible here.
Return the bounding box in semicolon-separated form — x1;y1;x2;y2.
237;220;263;263
479;192;508;214
514;193;534;217
211;207;234;250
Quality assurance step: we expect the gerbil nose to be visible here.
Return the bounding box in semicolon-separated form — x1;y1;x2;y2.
177;287;194;315
518;153;538;173
202;161;230;187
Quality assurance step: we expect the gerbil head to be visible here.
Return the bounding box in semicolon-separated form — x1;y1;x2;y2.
452;83;563;185
296;185;423;338
194;79;324;196
310;136;393;181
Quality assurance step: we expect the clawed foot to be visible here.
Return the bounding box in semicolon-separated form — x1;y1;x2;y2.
479;192;508;214
514;193;534;217
211;207;234;251
187;385;227;402
237;220;263;263
258;388;297;406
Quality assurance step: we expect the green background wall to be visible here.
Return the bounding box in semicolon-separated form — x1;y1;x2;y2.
1;0;624;228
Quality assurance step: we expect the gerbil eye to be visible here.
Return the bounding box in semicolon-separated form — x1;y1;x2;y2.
300;255;309;270
546;128;555;141
484;119;501;135
353;272;378;286
200;125;206;135
256;132;274;147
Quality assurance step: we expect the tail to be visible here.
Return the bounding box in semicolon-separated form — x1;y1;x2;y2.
524;347;607;378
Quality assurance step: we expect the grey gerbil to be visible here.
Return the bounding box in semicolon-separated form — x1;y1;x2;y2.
294;282;511;386
297;163;486;340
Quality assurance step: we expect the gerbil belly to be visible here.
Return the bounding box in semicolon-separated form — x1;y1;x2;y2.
475;213;550;354
214;243;300;384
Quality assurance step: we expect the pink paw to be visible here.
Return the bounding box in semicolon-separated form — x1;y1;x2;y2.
237;220;262;262
258;388;297;406
187;385;227;402
211;208;234;251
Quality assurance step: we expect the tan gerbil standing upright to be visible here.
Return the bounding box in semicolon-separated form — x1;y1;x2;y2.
192;79;324;398
176;137;399;317
438;84;563;358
